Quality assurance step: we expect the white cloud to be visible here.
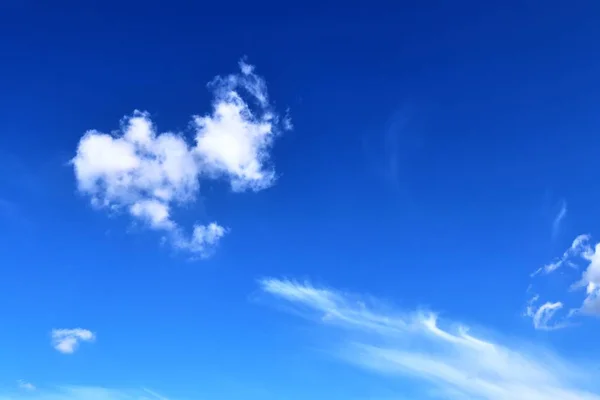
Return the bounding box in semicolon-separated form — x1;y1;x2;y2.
71;60;289;257
260;278;600;400
531;234;590;276
579;282;600;315
575;242;600;315
552;200;567;238
524;296;568;330
527;234;600;326
193;60;281;192
51;328;95;354
0;385;170;400
17;380;36;391
172;222;227;257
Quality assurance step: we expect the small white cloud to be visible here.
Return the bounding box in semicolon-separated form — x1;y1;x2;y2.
552;200;567;238
51;328;95;354
524;297;568;330
17;380;36;391
71;61;289;257
282;108;293;131
260;278;600;400
172;222;227;258
524;293;539;316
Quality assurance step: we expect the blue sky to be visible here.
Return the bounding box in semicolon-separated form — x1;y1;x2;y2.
2;1;600;399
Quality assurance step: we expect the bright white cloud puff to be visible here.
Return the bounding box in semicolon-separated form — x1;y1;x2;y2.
51;328;95;354
71;60;289;258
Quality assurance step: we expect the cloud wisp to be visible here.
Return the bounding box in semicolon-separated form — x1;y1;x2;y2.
17;380;36;391
51;328;95;354
552;200;567;238
71;60;289;258
0;385;170;400
531;234;590;277
523;295;568;331
362;107;420;191
260;278;600;400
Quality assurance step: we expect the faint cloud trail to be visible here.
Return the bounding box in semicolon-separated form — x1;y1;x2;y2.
552;199;567;238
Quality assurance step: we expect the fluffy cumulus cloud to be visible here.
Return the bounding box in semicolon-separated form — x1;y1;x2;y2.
260;278;600;400
0;386;170;400
71;61;289;258
526;233;600;329
51;328;95;354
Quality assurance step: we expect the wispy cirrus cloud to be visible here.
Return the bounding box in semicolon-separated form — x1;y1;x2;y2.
552;200;568;238
51;328;95;354
259;278;600;400
71;60;290;258
362;107;421;191
0;385;170;400
531;234;590;277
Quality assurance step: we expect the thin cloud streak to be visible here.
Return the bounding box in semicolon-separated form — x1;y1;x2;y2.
552;200;567;238
0;385;171;400
531;234;590;277
260;278;600;400
362;107;420;192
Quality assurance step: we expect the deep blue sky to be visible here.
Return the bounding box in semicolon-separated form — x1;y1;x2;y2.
2;2;600;399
